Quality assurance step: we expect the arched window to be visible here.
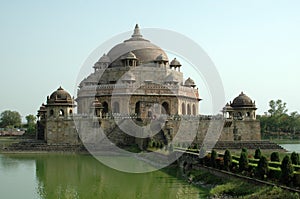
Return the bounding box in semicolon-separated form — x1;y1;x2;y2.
112;101;120;113
187;104;191;115
135;101;140;115
102;101;108;114
161;102;170;115
59;109;64;116
69;109;73;115
192;104;196;115
182;103;186;115
49;109;54;117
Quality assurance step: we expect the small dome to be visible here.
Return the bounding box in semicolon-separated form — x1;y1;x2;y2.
98;53;111;63
47;86;73;104
122;51;137;60
155;54;168;62
184;77;195;87
231;92;255;107
38;103;46;111
170;58;181;67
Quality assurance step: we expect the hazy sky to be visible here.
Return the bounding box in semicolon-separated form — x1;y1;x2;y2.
1;1;300;120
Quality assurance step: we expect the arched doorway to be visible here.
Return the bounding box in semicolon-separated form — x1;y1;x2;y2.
135;101;140;116
187;104;191;115
182;103;186;115
102;101;108;114
161;102;170;115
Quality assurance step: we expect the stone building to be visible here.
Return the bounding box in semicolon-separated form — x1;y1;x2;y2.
37;87;80;145
36;25;261;147
76;24;200;119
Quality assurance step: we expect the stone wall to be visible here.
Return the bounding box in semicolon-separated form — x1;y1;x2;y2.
43;115;261;148
46;118;80;145
162;118;261;145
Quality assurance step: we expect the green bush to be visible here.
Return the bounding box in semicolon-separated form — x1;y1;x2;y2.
223;149;232;171
211;150;217;168
270;152;280;162
293;172;300;187
269;167;281;180
269;161;281;168
256;156;269;179
291;152;299;165
242;148;248;154
254;148;262;159
239;152;249;172
294;165;300;172
281;155;294;186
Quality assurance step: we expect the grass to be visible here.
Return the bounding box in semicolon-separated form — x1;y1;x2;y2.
188;168;300;198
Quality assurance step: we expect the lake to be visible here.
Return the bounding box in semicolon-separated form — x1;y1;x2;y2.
280;143;300;153
0;153;208;199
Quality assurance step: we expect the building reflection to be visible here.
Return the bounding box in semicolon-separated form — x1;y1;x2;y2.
3;154;202;199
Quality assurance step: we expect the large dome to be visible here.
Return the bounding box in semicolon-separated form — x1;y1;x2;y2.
47;86;73;104
231;92;255;107
106;24;168;67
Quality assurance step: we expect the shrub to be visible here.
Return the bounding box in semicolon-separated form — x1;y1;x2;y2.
293;172;300;187
155;142;160;148
291;152;299;165
239;152;249;172
151;141;156;148
269;167;281;180
271;152;280;162
159;142;164;149
281;155;294;185
211;150;217;168
256;156;269;179
254;148;262;159
242;148;248;154
223;149;232;171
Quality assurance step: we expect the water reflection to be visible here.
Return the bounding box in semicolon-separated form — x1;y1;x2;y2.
0;154;207;199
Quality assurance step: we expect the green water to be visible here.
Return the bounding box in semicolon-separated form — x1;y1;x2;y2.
0;153;208;199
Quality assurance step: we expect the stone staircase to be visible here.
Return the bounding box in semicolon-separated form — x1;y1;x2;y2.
4;140;86;152
213;140;286;151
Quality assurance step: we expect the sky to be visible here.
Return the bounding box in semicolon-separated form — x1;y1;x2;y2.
1;0;300;121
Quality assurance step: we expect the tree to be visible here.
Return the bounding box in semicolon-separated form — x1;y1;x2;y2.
268;99;288;116
0;110;21;128
254;148;262;159
223;149;232;171
281;155;294;185
210;150;217;168
242;148;248;154
291;152;299;165
25;114;36;135
270;152;280;162
256;156;269;179
239;152;249;172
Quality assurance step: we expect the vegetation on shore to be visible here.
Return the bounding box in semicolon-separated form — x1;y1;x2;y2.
187;169;299;198
258;99;300;140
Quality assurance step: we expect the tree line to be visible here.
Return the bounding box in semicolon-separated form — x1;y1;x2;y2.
258;99;300;137
0;110;36;135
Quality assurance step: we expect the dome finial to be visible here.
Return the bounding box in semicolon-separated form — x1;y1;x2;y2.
132;24;142;38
